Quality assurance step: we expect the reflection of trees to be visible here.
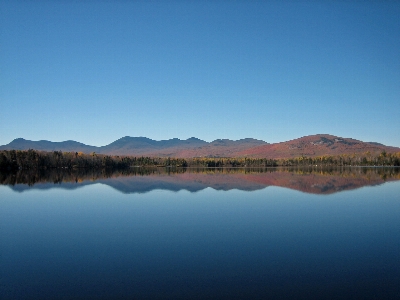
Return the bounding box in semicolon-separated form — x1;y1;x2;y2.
1;167;399;188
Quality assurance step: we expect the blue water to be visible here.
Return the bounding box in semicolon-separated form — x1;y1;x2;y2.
1;179;399;299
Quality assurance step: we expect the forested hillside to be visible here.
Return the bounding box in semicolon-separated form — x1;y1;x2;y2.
1;149;399;171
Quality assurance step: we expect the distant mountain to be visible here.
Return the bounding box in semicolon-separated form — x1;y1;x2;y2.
0;138;98;153
100;136;208;155
0;136;208;155
1;134;398;158
145;138;267;157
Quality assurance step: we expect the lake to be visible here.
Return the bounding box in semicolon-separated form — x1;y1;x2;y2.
1;167;399;299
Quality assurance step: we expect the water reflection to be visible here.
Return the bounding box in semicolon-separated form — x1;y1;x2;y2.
1;167;399;299
1;167;399;194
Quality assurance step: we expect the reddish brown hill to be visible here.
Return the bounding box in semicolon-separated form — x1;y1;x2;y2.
237;134;400;159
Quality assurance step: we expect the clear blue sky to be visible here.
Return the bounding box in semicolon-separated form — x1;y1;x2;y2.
1;1;399;147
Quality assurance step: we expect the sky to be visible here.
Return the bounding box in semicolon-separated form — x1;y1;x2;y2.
1;1;399;147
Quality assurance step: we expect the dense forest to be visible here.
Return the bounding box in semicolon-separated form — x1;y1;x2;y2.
276;151;400;167
0;150;186;170
0;149;399;171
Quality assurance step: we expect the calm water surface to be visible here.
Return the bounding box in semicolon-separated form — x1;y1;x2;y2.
1;168;399;299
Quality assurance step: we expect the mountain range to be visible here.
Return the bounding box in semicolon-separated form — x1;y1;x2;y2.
1;134;399;158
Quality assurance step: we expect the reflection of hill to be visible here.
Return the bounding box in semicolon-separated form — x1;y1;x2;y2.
97;173;266;193
1;167;399;195
234;171;397;194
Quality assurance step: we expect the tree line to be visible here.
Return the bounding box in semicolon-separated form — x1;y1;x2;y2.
0;149;399;171
277;151;400;167
0;150;278;170
0;149;188;170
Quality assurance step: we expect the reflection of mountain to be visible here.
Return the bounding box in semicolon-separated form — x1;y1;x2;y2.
2;168;399;195
96;173;267;193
